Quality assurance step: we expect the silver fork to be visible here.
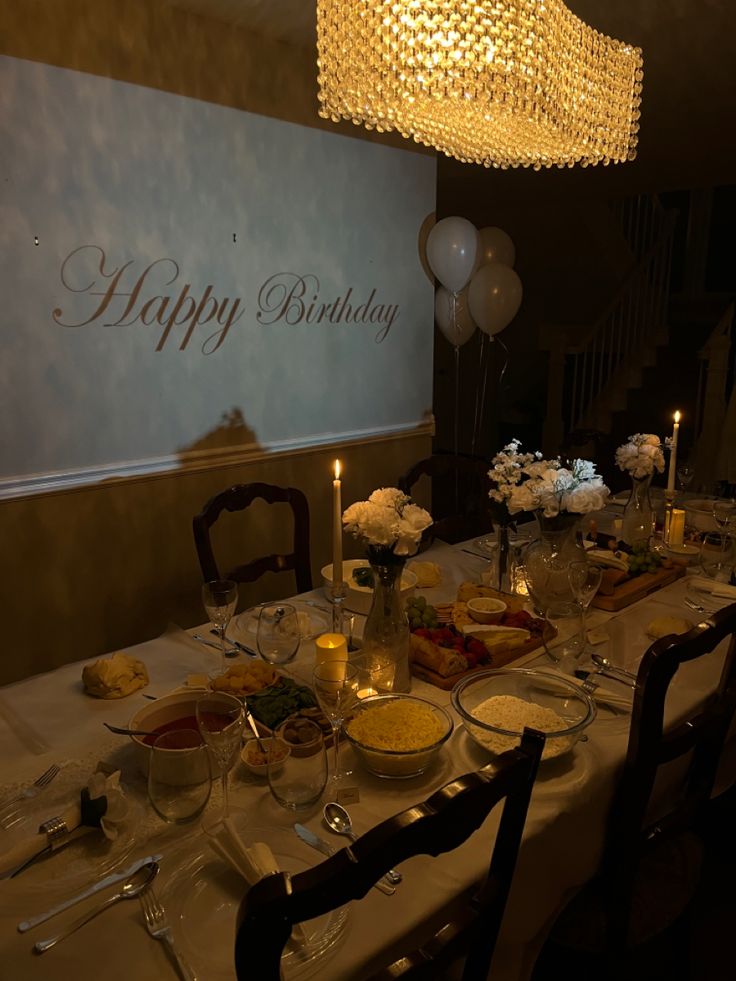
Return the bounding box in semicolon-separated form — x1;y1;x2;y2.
684;597;716;616
1;764;60;822
140;888;197;981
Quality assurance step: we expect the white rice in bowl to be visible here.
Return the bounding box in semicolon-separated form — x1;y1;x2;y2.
467;694;575;761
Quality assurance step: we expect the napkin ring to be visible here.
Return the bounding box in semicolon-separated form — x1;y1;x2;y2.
38;815;69;851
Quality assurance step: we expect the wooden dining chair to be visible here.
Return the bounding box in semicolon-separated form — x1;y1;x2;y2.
397;453;493;545
235;730;545;981
539;602;736;976
192;482;312;593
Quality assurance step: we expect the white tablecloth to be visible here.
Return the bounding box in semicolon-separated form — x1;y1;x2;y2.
0;541;730;981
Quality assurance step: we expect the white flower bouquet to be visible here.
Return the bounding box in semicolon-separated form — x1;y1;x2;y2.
615;433;665;479
342;488;433;559
487;439;543;526
489;440;609;519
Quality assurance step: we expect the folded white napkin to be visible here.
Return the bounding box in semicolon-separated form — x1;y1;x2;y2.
209;819;308;948
586;549;629;572
545;667;631;711
689;576;736;600
0;770;128;878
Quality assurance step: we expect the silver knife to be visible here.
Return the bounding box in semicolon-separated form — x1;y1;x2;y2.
17;853;163;932
210;630;257;657
294;824;395;896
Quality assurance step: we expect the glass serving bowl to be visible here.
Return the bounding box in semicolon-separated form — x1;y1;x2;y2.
344;693;453;779
451;668;596;762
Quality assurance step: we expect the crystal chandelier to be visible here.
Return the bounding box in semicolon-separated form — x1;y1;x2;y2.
316;1;643;170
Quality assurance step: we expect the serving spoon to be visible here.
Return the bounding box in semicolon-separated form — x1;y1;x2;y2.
34;861;159;953
103;722;159;738
323;802;402;885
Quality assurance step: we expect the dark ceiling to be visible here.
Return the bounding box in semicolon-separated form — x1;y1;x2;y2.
171;0;736;194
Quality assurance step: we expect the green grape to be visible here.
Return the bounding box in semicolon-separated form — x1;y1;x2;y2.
422;609;435;624
413;596;427;610
410;616;422;629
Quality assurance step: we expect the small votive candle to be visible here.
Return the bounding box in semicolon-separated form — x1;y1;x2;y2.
315;632;348;666
357;686;378;700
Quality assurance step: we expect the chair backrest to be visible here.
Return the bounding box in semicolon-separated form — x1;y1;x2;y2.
397;453;493;545
235;730;544;981
603;601;736;941
192;482;312;593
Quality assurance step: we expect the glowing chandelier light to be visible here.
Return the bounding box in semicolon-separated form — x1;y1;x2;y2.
316;1;643;170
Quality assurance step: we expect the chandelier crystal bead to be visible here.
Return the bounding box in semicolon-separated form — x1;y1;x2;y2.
316;1;643;169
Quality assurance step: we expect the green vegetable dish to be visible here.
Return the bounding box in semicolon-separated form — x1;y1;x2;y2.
246;677;318;730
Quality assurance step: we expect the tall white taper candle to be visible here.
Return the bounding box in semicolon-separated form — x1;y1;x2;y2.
332;460;343;588
667;411;681;492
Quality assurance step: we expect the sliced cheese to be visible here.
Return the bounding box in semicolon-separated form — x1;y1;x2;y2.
460;624;530;644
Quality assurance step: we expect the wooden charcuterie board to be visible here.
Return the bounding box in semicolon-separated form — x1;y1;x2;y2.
409;623;556;691
591;563;686;611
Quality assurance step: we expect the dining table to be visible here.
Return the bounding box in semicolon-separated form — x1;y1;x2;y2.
0;535;733;981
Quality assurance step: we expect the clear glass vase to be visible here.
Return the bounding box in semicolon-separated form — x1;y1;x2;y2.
523;513;586;614
359;552;412;694
622;474;653;547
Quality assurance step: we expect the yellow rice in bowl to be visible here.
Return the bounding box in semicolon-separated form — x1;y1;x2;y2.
345;695;453;779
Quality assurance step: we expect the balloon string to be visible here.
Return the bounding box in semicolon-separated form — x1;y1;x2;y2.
496;334;510;392
453;342;460;512
471;332;486;457
477;337;492;452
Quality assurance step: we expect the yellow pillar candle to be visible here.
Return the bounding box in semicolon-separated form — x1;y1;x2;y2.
332;459;343;588
667;411;681;492
315;632;348;666
668;508;686;547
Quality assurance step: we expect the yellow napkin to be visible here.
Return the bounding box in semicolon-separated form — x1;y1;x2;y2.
0;770;128;877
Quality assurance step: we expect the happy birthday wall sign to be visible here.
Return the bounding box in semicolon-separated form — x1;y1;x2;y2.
53;246;401;353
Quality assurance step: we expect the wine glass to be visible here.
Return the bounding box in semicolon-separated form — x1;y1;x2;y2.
202;580;238;676
148;730;212;824
700;532;735;582
712;500;736;538
676;461;695;491
312;661;359;787
196;692;244;823
257;603;301;665
568;561;602;657
267;719;328;811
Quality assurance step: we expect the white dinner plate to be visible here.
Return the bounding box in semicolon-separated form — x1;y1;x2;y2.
160;825;349;980
232;602;331;647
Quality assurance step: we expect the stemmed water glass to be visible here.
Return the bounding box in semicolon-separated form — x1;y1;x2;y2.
312;661;359;788
257;603;301;665
196;691;244;824
202;580;238;676
568;560;602;657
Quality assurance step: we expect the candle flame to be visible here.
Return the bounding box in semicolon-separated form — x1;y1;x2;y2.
334;459;341;479
674;410;681;423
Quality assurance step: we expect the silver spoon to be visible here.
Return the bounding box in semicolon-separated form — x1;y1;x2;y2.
103;722;159;738
591;654;637;682
323;802;402;885
34;862;159;953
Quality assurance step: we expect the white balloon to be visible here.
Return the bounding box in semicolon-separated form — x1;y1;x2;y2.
426;216;479;294
467;263;523;336
417;211;437;286
475;226;516;270
434;287;476;348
